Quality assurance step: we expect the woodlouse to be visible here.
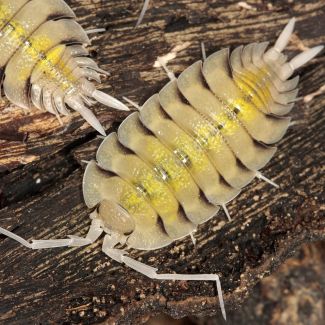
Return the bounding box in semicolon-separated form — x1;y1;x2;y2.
0;0;129;136
0;18;323;319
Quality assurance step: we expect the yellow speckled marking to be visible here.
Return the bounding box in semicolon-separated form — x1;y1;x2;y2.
194;120;223;153
123;165;178;223
230;96;259;124
0;4;11;29
172;133;209;173
146;139;191;193
194;94;259;151
4;17;76;91
234;68;273;110
120;188;148;215
210;109;239;136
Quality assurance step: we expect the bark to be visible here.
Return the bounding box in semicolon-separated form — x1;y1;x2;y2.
0;0;324;324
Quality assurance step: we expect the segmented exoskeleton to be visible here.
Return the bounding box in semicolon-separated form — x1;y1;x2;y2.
83;18;323;250
0;0;128;135
0;18;323;320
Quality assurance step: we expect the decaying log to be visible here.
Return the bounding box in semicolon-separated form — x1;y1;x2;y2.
0;1;324;324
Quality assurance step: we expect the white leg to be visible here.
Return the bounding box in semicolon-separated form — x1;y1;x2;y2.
102;234;226;320
201;42;207;61
255;171;279;188
122;96;141;110
189;231;196;245
279;45;324;80
92;90;130;111
136;0;150;27
158;57;176;81
0;219;103;249
57;116;73;135
264;18;296;62
54;113;64;126
66;96;107;136
222;204;232;221
86;28;106;35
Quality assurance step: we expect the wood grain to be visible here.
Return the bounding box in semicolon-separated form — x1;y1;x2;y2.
0;1;324;324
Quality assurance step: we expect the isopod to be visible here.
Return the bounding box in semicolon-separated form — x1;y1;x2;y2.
0;0;129;136
0;18;323;320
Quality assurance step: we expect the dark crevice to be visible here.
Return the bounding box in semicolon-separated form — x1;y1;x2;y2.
0;130;98;210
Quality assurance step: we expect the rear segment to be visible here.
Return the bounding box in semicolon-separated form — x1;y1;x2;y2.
0;0;128;135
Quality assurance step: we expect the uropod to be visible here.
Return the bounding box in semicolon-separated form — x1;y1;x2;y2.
0;0;130;136
0;18;323;319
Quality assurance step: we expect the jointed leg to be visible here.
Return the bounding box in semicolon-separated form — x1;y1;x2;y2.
136;0;150;27
222;204;232;221
0;219;103;249
201;42;207;61
86;28;106;35
255;171;279;188
122;96;141;110
158;57;176;81
102;234;226;320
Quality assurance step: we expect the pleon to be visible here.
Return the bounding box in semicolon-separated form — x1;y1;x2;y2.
231;44;296;116
0;0;75;68
139;94;240;205
159;80;255;189
252;43;300;92
3;19;89;109
202;49;291;144
241;44;299;105
117;112;218;225
177;60;277;169
96;133;196;239
230;45;272;112
82;161;172;250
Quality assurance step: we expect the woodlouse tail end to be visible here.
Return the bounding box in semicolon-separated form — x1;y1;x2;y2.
264;17;296;62
66;97;107;136
275;17;296;52
279;45;324;80
92;90;130;111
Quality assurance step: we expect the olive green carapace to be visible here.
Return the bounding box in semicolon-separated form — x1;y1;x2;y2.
83;39;308;250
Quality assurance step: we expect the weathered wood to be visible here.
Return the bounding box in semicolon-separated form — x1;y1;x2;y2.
185;242;325;325
148;242;325;324
0;1;324;324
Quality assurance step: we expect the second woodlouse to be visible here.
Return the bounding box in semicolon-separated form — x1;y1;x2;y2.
0;0;129;136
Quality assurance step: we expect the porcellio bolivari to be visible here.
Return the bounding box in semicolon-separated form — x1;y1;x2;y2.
0;0;129;135
0;18;323;319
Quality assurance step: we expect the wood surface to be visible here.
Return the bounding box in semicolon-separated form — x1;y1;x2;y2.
0;0;324;324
